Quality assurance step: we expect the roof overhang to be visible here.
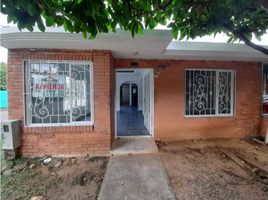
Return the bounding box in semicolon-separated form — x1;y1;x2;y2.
164;41;268;62
1;26;268;62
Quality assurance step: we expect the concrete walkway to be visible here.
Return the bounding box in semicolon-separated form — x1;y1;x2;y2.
112;137;158;155
98;138;176;200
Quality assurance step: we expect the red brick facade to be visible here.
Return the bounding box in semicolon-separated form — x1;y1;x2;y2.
261;117;268;137
8;49;114;156
115;59;263;141
7;49;265;156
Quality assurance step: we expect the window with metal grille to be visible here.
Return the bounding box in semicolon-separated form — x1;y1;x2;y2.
185;69;235;117
24;60;93;126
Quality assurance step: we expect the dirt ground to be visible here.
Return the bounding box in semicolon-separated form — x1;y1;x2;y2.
158;138;268;200
1;156;109;200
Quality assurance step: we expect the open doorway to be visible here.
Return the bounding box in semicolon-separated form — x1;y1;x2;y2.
115;69;154;137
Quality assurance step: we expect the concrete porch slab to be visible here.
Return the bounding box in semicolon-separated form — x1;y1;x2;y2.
112;137;158;155
98;154;176;200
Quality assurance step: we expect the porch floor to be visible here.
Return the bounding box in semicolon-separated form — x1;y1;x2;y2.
117;105;149;136
112;137;158;155
100;137;175;200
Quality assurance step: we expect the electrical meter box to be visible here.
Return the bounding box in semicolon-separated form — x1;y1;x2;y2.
1;120;21;150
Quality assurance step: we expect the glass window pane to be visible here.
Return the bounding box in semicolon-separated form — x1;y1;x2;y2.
70;64;91;122
24;61;92;125
185;69;217;116
185;69;234;116
218;72;232;114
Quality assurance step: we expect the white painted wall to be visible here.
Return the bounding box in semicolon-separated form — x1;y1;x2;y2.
115;69;150;112
121;83;130;104
115;69;154;137
116;73;142;111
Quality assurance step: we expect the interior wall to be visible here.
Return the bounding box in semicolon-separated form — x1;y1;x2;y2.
116;71;148;111
121;84;130;105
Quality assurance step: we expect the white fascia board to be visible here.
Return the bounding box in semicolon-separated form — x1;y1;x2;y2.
1;26;268;62
164;41;268;62
0;26;172;47
0;26;173;59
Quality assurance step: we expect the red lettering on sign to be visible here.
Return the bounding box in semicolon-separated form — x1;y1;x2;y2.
34;83;65;90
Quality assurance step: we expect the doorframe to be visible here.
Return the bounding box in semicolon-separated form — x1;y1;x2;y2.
114;68;154;138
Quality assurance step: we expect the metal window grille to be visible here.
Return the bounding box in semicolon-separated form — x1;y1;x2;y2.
185;69;234;116
24;60;92;126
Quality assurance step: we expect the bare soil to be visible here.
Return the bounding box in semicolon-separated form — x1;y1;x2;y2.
157;138;268;200
1;156;109;200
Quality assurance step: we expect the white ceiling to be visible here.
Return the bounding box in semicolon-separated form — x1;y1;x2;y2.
1;26;268;62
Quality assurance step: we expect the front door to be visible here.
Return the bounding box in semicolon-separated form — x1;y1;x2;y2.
132;84;138;107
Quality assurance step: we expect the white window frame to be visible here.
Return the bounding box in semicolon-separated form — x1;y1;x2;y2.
23;60;94;127
184;68;235;117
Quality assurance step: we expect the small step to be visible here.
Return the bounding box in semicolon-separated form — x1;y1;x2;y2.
112;137;159;155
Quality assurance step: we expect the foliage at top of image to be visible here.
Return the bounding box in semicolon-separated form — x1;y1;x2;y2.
0;62;7;90
1;0;268;54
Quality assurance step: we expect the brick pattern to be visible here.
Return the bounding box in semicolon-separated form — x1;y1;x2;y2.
8;49;114;156
261;117;268;137
109;53;115;145
8;48;264;156
115;59;263;141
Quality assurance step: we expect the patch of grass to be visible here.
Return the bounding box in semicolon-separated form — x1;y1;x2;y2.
1;166;61;200
0;138;60;200
2;170;42;199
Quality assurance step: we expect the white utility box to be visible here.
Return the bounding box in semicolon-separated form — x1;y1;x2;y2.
1;120;21;159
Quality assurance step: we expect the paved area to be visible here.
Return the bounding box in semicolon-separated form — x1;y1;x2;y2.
117;105;149;136
112;137;158;155
98;154;176;200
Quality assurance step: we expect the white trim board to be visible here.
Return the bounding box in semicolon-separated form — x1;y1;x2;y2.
114;68;154;138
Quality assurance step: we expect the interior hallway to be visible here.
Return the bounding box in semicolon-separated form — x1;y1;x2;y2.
117;105;150;136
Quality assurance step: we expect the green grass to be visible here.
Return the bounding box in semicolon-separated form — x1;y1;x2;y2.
1;155;61;200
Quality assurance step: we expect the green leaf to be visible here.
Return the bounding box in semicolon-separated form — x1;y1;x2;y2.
63;20;73;32
26;24;34;32
55;16;64;26
17;22;23;31
82;30;87;38
37;18;45;32
7;15;14;24
28;4;37;16
46;16;55;26
2;0;268;55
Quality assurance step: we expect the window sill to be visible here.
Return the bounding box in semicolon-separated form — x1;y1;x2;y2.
24;122;94;128
184;115;234;118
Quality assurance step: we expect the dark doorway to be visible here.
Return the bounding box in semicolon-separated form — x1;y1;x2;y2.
120;83;130;106
131;84;138;107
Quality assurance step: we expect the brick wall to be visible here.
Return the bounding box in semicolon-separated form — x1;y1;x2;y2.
261;117;268;137
109;53;115;146
8;49;264;156
115;59;263;141
8;49;114;156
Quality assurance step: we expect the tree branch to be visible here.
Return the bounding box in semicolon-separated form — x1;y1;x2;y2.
257;0;268;10
223;22;268;55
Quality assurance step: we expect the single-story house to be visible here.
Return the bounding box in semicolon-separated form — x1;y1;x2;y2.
1;26;268;156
